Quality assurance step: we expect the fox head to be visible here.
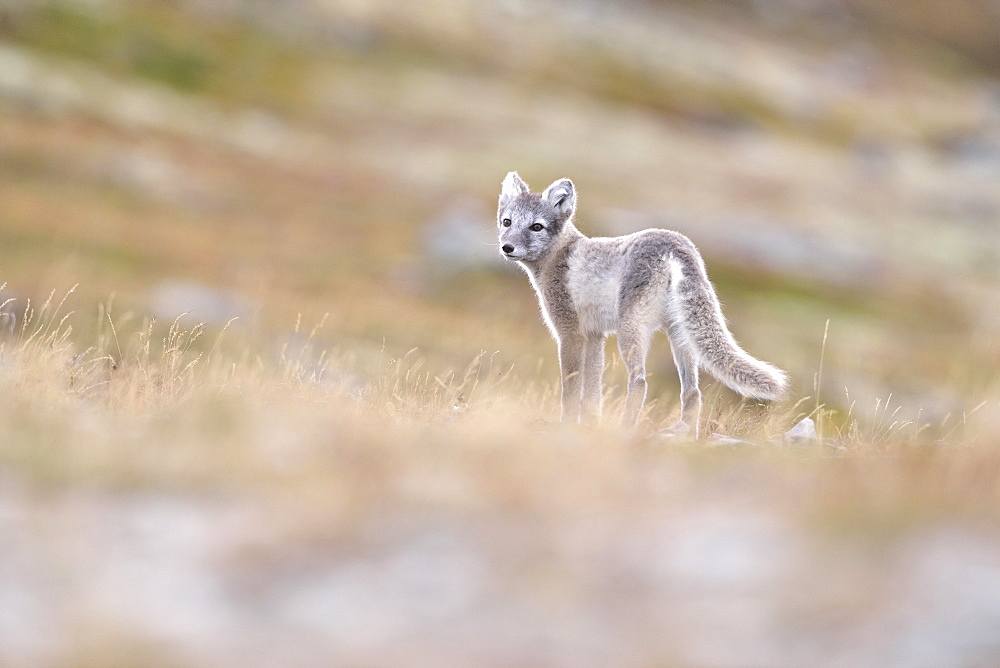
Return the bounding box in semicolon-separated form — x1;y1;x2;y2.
497;172;576;263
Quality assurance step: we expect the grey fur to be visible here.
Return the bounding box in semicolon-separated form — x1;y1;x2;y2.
497;171;788;435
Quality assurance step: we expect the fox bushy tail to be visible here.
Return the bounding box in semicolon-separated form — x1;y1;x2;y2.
667;254;788;401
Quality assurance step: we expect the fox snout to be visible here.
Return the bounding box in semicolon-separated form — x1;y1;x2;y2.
501;244;515;255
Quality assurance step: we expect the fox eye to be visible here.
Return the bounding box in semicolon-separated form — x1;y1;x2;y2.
530;223;544;232
501;218;511;227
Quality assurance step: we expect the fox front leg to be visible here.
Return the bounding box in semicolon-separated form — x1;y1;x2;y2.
557;333;585;422
581;334;606;424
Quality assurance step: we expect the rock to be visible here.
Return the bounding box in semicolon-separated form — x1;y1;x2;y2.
149;281;255;328
784;417;818;446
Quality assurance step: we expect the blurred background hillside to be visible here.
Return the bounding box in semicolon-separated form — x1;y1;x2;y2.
2;2;1000;664
2;0;999;424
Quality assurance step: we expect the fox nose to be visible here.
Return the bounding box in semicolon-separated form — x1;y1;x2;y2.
502;244;515;254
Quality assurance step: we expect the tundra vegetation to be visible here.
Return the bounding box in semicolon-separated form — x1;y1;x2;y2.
1;1;999;664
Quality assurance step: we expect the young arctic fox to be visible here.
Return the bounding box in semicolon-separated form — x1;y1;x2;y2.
497;172;787;436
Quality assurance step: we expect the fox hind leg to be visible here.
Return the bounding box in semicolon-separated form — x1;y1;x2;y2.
618;324;652;428
669;343;702;438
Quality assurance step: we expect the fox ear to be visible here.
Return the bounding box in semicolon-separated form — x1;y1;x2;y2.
500;171;529;202
542;178;575;217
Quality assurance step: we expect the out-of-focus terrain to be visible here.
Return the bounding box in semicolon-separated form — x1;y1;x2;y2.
1;1;999;665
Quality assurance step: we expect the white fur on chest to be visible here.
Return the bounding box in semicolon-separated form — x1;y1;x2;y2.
566;241;624;335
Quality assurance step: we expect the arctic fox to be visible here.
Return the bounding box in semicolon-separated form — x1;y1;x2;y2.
497;172;787;436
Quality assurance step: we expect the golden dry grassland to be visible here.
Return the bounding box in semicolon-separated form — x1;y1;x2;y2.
2;1;1000;664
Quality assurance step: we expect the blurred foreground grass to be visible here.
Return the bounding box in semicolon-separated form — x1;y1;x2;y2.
1;286;999;665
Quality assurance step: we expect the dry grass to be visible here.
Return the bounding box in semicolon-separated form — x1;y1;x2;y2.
1;288;998;664
2;1;999;663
